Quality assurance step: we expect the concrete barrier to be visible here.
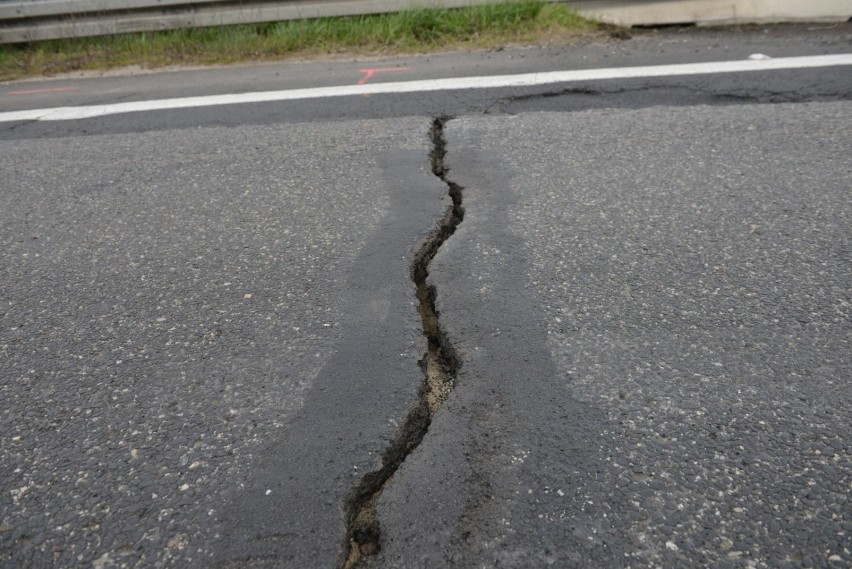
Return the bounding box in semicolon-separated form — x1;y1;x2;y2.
574;0;850;27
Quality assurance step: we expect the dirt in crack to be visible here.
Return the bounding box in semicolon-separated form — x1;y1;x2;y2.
341;117;463;569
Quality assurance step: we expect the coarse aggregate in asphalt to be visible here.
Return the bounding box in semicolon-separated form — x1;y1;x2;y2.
0;117;445;567
371;103;851;568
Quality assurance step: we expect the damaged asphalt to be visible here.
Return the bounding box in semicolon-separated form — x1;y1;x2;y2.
372;103;851;568
1;24;851;569
1;118;449;567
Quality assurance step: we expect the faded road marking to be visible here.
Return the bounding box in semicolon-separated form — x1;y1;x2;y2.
358;67;409;85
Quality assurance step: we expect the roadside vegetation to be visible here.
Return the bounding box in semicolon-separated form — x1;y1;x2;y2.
0;1;606;81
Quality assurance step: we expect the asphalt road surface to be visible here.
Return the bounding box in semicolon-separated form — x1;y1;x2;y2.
1;24;850;569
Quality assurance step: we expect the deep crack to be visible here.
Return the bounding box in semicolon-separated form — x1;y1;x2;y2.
340;117;464;569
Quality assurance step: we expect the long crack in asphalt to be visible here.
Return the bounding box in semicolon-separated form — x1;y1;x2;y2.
483;83;852;115
341;117;464;568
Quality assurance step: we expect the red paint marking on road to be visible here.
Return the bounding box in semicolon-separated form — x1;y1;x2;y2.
8;86;78;96
358;67;409;85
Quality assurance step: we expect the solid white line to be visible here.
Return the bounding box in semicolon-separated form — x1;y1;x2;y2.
2;54;851;122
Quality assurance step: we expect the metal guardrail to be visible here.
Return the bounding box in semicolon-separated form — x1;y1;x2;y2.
0;1;848;44
0;0;579;44
0;1;231;20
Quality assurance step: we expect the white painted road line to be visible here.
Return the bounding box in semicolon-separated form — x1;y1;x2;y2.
2;54;851;122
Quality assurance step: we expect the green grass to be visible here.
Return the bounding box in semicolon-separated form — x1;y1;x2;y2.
0;1;602;81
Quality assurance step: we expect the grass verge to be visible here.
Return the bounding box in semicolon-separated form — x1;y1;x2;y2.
0;1;604;81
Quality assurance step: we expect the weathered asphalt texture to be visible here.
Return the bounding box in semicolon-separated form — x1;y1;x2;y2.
0;118;447;567
371;104;850;568
2;26;851;569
